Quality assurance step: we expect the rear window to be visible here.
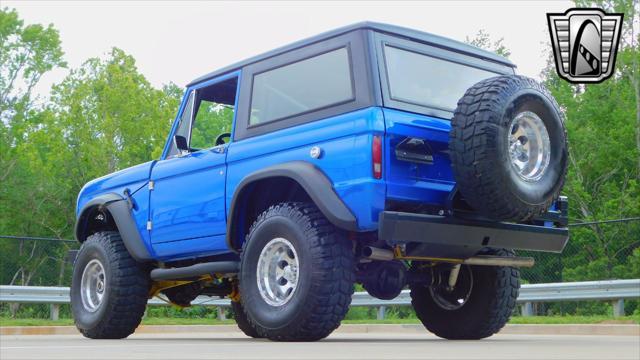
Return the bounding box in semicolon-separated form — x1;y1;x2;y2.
249;47;354;125
384;45;499;112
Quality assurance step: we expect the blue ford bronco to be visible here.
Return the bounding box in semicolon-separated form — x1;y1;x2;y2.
71;22;569;341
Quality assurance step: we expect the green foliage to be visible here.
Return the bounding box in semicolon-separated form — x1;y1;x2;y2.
0;8;70;287
0;7;65;123
542;0;639;283
1;10;181;286
465;29;511;58
146;304;220;319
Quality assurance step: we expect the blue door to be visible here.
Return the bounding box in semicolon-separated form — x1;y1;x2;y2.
149;74;239;259
149;148;227;244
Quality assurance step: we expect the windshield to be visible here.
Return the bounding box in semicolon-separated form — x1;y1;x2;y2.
384;45;501;112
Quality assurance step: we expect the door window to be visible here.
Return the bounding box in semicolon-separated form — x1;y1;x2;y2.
166;76;238;159
191;76;237;150
191;100;233;150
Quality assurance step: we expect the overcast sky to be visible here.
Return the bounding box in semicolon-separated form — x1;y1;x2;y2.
7;0;574;98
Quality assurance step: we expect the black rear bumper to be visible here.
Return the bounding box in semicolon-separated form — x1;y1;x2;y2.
379;211;569;253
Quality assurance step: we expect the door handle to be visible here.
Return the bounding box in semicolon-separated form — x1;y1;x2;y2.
212;146;226;154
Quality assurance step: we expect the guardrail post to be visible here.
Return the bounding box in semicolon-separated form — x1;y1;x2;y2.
612;299;625;317
50;304;60;321
9;303;19;317
521;302;534;317
377;306;386;320
217;307;226;321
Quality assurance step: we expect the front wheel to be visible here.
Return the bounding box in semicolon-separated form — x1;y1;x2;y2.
231;300;262;338
238;202;355;341
71;231;149;339
410;249;520;340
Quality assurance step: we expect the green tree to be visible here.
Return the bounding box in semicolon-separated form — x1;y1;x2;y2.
26;48;181;237
0;45;182;287
0;8;65;121
576;0;639;171
543;0;640;281
0;7;65;211
465;29;511;58
0;8;67;288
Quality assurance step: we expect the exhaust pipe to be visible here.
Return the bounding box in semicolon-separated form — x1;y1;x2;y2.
463;255;534;267
362;246;535;267
362;246;394;261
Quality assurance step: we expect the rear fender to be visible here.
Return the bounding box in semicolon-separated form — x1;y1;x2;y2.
226;161;358;251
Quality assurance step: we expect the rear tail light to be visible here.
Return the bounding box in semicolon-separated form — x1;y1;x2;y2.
372;135;382;179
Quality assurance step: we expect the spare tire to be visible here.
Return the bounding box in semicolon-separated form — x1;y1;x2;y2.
449;75;568;221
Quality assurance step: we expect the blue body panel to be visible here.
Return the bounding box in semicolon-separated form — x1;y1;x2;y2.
147;148;228;260
76;161;153;216
383;108;455;205
226;107;386;231
75;161;156;259
75;105;464;262
75;103;466;263
149;149;227;243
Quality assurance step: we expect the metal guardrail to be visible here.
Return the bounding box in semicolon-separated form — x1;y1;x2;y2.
1;279;639;320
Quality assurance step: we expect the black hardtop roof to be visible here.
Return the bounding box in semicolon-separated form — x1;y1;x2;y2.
187;21;515;87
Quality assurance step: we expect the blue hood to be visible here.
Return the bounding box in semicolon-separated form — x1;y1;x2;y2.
75;161;155;217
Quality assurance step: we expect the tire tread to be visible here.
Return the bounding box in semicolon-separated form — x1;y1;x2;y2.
74;231;149;339
449;75;568;221
240;202;355;341
410;249;520;340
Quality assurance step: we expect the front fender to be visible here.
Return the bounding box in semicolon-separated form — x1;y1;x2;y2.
75;192;152;262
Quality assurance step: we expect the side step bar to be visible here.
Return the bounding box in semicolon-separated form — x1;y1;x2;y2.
150;261;239;281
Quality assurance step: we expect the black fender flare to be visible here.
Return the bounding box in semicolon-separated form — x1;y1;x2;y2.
226;161;358;251
75;192;152;262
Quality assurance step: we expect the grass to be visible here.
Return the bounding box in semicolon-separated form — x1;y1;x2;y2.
508;315;639;324
1;315;638;327
0;318;75;326
0;317;233;327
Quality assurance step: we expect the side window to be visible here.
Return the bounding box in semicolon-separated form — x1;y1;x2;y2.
249;47;353;125
383;45;499;112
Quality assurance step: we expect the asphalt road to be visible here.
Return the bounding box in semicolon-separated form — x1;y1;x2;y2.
2;332;639;360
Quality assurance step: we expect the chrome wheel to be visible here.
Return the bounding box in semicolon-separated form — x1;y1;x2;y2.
256;238;299;307
429;265;473;310
80;259;106;312
508;111;551;182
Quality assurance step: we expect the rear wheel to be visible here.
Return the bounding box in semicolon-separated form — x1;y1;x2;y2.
409;249;520;340
239;202;355;341
71;231;149;339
